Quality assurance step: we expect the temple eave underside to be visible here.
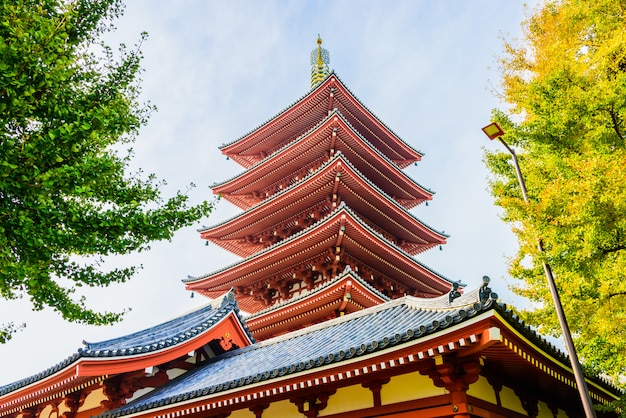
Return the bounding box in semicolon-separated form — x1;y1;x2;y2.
221;75;422;169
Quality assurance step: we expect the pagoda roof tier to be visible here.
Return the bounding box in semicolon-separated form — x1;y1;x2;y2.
245;266;390;341
185;203;453;312
0;291;254;416
201;153;446;257
97;285;621;418
213;110;433;210
220;73;423;169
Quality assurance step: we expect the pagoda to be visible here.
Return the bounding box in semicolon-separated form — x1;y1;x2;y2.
0;38;622;418
185;37;451;338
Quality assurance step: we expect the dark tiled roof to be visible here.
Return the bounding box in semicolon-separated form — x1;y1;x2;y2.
79;290;253;357
0;290;252;396
99;288;498;417
100;284;625;418
0;352;82;397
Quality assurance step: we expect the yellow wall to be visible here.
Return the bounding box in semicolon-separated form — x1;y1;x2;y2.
466;375;497;404
229;408;255;418
319;384;373;416
538;400;567;417
263;398;302;417
79;387;106;412
381;371;446;405
498;385;526;414
38;404;56;418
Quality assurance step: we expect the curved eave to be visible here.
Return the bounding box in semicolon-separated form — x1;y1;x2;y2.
220;73;423;169
213;111;433;210
76;312;251;376
246;268;389;340
0;367;100;417
96;288;622;418
336;73;424;167
0;295;255;413
186;204;453;308
102;303;621;418
202;154;446;257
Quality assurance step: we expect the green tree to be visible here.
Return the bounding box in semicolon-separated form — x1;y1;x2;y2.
0;0;213;342
485;0;626;389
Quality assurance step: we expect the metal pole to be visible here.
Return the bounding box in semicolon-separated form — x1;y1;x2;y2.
497;137;596;418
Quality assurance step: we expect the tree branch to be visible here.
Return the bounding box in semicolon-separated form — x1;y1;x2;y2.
608;107;625;141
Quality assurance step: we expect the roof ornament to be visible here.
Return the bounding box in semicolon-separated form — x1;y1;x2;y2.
448;281;462;303
479;276;498;304
310;34;330;89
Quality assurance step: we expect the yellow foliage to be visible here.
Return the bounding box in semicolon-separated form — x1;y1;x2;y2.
485;0;626;387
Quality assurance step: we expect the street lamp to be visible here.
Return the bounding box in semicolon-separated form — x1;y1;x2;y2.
481;122;596;418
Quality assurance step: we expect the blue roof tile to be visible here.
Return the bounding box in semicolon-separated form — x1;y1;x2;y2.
0;290;253;396
79;290;253;357
100;288;498;417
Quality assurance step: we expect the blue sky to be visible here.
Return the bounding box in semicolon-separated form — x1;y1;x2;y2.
0;1;537;385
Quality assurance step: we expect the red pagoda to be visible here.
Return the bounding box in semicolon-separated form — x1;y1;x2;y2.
185;38;451;336
0;38;622;418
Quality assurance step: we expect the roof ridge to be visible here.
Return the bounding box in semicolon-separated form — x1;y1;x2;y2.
199;152;445;240
187;202;453;286
218;73;334;151
211;109;434;197
244;266;390;320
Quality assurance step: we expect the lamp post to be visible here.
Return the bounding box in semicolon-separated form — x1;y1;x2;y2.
481;122;596;418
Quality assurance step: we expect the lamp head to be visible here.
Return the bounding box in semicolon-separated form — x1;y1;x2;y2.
481;122;505;140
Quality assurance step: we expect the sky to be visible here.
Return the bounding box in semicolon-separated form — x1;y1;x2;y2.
0;1;539;385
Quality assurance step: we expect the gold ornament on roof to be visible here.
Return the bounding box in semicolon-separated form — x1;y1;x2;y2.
310;34;330;88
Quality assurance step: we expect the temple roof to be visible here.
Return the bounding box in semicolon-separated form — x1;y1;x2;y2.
186;203;454;312
100;288;496;418
78;290;254;358
97;285;622;418
201;153;446;257
0;291;254;415
245;266;390;340
213;110;433;210
220;73;423;169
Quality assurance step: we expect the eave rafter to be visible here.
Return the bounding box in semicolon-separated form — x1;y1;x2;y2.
188;206;451;312
246;271;388;340
0;374;104;418
202;155;445;258
104;316;530;418
220;74;422;169
214;113;431;210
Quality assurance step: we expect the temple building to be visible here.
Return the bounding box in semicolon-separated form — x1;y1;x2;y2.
0;38;622;418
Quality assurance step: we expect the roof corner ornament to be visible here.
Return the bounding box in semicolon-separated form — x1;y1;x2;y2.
479;276;498;304
448;281;462;303
223;287;237;305
310;34;330;89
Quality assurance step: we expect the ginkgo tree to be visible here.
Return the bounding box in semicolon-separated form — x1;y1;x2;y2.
485;0;626;388
0;0;213;342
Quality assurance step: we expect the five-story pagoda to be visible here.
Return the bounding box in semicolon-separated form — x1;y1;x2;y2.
185;37;454;340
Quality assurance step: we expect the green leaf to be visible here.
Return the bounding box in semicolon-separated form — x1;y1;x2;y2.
0;0;214;344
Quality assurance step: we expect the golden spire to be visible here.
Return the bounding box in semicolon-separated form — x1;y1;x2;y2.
310;34;330;88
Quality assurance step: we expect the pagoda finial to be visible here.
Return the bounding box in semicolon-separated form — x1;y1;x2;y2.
310;34;330;89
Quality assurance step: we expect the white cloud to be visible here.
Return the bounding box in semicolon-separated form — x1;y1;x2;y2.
0;0;535;385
